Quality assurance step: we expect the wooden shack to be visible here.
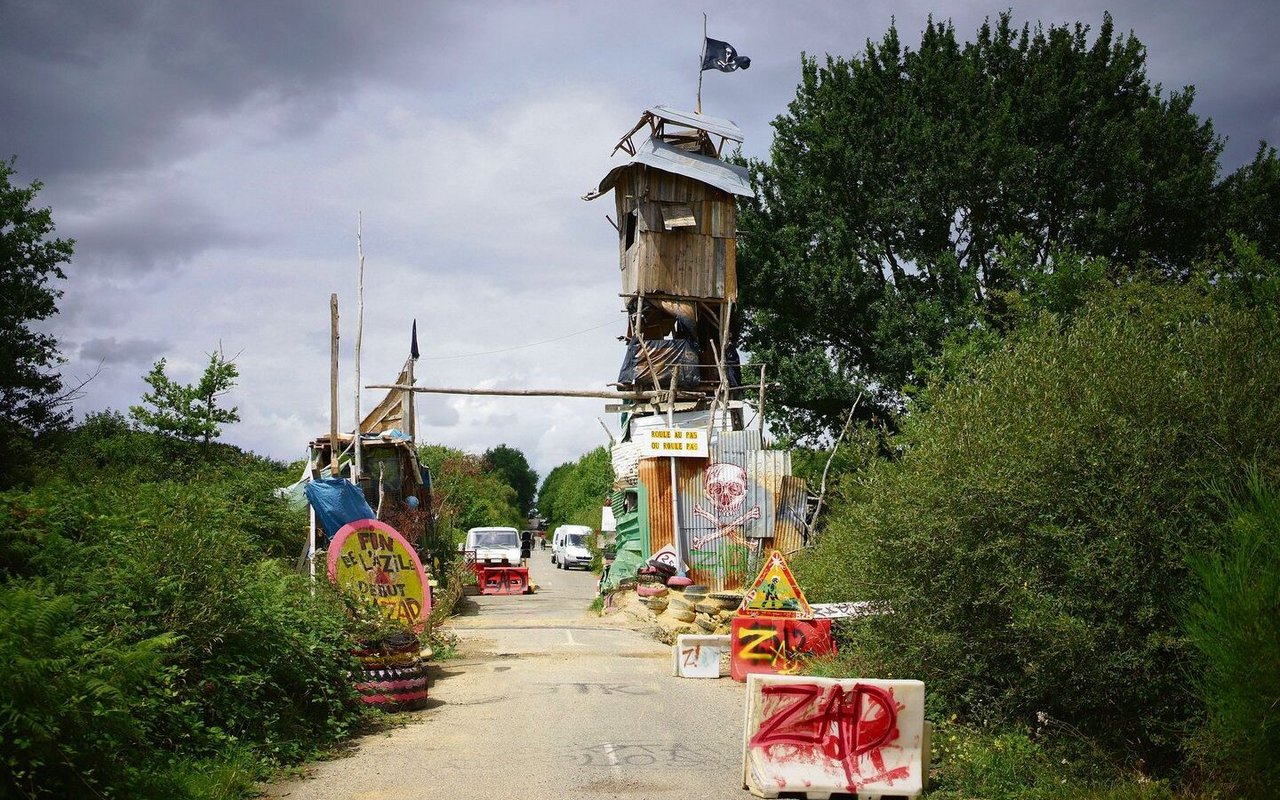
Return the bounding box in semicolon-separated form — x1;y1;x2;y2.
586;106;754;303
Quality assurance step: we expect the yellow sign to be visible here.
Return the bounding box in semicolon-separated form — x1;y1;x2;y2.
328;518;430;630
640;427;708;458
740;550;811;618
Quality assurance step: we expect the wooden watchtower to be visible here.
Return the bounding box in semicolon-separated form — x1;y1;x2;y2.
584;106;755;420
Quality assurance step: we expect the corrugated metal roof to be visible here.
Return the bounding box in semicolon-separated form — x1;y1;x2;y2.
588;137;754;201
647;105;744;143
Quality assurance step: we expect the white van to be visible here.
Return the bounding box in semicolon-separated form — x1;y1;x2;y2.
552;524;593;570
464;527;522;566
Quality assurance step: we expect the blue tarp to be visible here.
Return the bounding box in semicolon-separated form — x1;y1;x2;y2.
304;477;375;541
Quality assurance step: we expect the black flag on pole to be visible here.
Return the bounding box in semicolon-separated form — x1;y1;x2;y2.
702;37;750;72
410;319;420;360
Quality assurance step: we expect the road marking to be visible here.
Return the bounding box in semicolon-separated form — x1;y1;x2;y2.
564;630;588;647
601;742;623;778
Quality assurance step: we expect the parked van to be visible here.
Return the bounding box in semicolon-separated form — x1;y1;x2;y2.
551;524;594;570
464;527;522;566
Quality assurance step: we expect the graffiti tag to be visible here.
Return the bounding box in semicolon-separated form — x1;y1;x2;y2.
750;682;908;791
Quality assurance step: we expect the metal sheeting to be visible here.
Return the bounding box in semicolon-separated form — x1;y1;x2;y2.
679;458;750;592
647;105;744;142
639;458;676;558
772;475;810;554
631;432;810;594
611;441;641;484
590;138;754;200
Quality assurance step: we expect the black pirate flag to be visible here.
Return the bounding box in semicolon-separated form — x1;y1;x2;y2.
701;37;751;72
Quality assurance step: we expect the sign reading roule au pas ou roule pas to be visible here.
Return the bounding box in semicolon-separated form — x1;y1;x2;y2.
637;427;707;458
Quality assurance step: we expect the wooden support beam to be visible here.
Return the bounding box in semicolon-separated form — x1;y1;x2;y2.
364;384;705;401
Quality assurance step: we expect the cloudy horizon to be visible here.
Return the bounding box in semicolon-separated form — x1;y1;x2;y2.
4;0;1277;478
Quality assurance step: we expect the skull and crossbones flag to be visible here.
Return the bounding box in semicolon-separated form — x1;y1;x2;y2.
701;37;751;72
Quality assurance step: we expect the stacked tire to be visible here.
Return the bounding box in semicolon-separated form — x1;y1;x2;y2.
352;636;428;711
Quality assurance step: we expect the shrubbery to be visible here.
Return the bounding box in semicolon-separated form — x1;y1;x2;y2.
537;446;613;529
0;422;369;798
1183;473;1280;794
796;282;1280;773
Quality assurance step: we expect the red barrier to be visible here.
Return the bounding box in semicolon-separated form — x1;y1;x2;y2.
478;565;530;595
730;616;835;682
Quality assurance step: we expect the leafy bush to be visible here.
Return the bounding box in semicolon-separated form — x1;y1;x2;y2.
0;426;366;798
1182;472;1280;796
797;282;1280;771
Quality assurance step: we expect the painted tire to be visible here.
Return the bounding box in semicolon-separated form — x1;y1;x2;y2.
666;576;693;588
683;584;710;594
668;609;696;623
354;648;428;710
637;584;668;598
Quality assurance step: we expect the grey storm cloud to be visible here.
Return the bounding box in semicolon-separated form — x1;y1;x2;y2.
68;189;260;274
0;1;453;181
4;0;1278;476
77;336;168;367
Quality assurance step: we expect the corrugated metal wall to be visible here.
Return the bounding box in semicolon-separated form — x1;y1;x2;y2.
630;427;810;594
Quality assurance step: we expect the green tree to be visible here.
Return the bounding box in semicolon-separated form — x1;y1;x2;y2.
537;447;613;529
482;444;538;514
418;444;524;539
798;280;1280;772
129;349;240;446
0;158;75;486
737;12;1257;440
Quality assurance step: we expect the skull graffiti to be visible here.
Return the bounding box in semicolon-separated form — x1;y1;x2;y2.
704;462;748;514
692;462;761;551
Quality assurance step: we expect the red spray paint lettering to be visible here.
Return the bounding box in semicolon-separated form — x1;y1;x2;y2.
749;682;909;791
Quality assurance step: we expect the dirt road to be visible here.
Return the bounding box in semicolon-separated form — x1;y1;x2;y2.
265;549;751;799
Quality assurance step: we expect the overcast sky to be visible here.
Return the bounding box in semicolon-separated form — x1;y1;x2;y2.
4;1;1277;478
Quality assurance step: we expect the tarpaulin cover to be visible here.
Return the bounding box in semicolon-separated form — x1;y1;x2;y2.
305;477;376;541
617;339;701;389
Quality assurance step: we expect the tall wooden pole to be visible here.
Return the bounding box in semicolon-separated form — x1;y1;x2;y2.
329;294;340;476
668;370;686;576
353;213;365;484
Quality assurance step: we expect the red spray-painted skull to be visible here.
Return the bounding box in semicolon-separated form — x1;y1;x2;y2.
704;462;748;513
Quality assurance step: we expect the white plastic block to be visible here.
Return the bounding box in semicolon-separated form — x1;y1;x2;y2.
742;674;926;799
673;634;730;679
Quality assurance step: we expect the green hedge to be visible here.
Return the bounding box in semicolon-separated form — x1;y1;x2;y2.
1;427;367;798
797;282;1280;772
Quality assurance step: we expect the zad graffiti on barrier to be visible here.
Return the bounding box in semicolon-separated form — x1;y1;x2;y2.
328;518;430;629
730;616;835;681
751;682;905;789
743;675;926;798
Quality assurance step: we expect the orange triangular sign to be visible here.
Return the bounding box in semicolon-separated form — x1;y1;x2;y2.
739;550;811;618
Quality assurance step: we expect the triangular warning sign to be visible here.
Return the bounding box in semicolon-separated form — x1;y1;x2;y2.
739;550;811;618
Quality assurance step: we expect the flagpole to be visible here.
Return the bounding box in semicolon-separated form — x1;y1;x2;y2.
696;12;706;114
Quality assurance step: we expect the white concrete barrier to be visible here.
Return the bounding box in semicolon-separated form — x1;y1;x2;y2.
672;634;730;678
742;674;927;799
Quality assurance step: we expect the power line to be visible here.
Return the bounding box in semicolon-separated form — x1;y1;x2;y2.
420;319;619;361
